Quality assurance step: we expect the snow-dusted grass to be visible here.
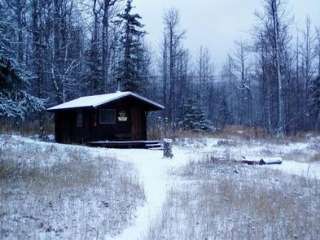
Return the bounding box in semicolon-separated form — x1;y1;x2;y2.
147;157;320;240
1;134;319;240
110;135;319;240
145;136;320;240
184;135;319;158
0;135;145;239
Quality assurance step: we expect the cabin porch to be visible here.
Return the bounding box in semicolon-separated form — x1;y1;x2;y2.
88;140;163;149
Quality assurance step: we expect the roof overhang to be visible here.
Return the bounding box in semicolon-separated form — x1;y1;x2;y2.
47;91;164;112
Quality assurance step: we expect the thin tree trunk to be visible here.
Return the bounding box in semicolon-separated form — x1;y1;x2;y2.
162;36;168;118
102;2;110;92
271;0;284;135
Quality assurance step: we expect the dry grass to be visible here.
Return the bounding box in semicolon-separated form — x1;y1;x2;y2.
0;136;145;239
309;152;320;162
148;123;257;140
147;155;320;240
282;150;320;163
214;125;269;139
0;154;106;192
148;127;216;140
0;118;54;137
149;124;320;145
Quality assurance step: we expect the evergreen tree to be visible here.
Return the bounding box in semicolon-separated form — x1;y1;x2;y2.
0;3;29;86
216;90;232;129
0;58;44;120
179;98;213;132
84;47;104;95
117;0;146;92
0;4;44;120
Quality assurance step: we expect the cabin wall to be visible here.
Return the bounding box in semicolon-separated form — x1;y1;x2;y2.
93;98;147;141
55;111;75;143
91;108;132;141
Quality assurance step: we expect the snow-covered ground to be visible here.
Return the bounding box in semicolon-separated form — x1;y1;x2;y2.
104;148;191;240
105;136;319;239
0;134;319;239
144;137;320;240
176;137;320;179
269;160;320;179
0;135;145;239
146;160;320;240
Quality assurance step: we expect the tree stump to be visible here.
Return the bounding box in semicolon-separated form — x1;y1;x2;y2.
163;139;173;158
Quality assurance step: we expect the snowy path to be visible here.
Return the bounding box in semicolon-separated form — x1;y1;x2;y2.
105;148;190;240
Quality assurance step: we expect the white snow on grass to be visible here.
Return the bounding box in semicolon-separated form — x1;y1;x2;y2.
105;136;319;239
1;134;319;239
146;158;320;240
176;137;320;179
268;161;320;180
0;135;145;239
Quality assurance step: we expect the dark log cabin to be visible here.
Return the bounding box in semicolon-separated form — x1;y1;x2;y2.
47;91;164;146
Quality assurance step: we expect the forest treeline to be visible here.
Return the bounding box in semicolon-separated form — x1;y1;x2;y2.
0;0;319;135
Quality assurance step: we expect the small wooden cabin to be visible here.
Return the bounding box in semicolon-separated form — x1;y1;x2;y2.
47;91;164;144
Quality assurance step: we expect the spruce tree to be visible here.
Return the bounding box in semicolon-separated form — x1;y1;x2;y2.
0;4;44;120
0;58;44;120
179;98;213;132
217;92;232;129
117;0;146;92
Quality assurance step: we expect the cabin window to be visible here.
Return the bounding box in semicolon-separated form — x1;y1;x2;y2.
76;112;83;128
118;110;128;122
99;109;116;124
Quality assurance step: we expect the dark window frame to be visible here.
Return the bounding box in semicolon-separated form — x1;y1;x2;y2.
99;109;116;125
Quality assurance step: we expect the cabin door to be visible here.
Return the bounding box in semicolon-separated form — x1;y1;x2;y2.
131;108;142;140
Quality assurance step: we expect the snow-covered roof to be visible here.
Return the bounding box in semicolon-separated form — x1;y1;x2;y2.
47;91;164;111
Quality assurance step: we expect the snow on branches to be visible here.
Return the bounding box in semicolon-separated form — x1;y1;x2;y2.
0;58;45;120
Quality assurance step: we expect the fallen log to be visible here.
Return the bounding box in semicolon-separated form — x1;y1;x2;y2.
241;160;259;165
259;158;282;165
241;158;282;166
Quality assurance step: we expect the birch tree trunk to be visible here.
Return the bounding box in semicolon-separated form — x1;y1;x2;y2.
102;0;118;92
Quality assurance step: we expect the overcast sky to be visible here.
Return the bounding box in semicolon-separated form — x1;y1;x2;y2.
134;0;320;70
